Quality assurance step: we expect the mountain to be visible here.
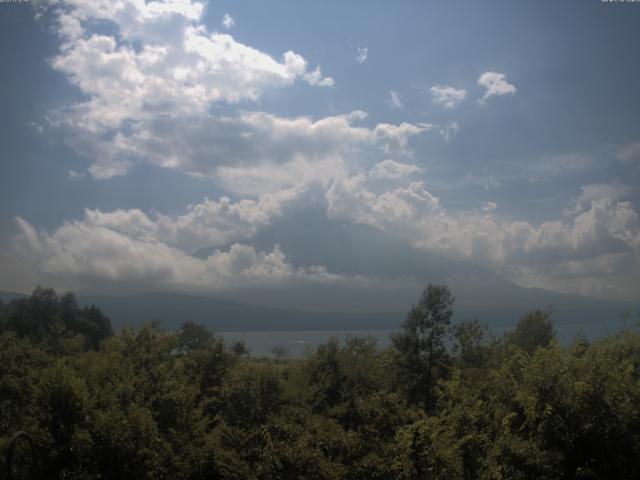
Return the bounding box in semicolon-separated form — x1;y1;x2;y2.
193;208;512;312
192;209;637;337
1;286;635;341
74;290;633;341
77;292;396;332
194;208;487;281
2;210;637;338
0;290;27;303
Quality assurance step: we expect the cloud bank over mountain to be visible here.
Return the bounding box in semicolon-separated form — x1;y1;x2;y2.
1;0;639;304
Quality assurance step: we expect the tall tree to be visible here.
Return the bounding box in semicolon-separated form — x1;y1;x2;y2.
391;284;454;413
177;321;214;351
507;309;555;354
452;319;491;369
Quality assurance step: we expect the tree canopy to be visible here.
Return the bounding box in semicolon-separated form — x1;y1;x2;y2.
1;286;112;351
1;286;639;479
391;284;454;411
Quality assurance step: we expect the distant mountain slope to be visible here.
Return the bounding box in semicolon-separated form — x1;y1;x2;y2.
74;291;636;341
193;209;637;319
194;208;489;281
3;288;635;340
0;290;27;303
2;209;637;337
77;292;397;332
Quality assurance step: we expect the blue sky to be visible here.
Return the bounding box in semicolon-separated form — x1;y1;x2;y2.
0;0;639;301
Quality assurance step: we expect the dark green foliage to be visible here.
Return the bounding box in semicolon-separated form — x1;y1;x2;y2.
391;284;454;411
508;309;555;354
305;336;386;430
2;286;640;479
2;287;112;351
0;298;5;332
452;319;491;367
178;321;215;351
218;363;284;428
231;340;249;358
270;345;289;362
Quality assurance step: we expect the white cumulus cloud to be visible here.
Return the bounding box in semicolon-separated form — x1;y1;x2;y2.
439;121;459;141
11;170;640;299
83;184;309;252
13;203;346;293
45;0;338;180
355;46;368;64
222;13;234;29
325;174;640;298
68;169;85;180
481;201;497;213
40;1;444;190
388;90;403;109
60;108;430;189
303;66;335;87
478;71;517;101
429;85;466;109
370;160;423;180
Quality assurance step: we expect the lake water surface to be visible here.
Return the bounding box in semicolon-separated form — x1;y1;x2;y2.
219;330;393;358
219;316;633;358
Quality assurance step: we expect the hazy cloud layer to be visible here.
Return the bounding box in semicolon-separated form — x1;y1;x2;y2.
14;215;344;293
61;109;426;182
14;160;640;299
325;172;640;298
329;176;640;268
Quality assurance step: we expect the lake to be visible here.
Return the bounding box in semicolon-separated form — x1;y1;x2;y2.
219;329;394;358
219;316;635;358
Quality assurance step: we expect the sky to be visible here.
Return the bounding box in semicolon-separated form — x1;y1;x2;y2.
0;0;639;302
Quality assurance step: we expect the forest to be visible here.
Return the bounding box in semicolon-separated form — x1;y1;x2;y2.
1;285;640;479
